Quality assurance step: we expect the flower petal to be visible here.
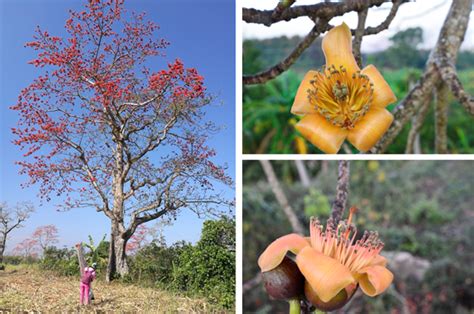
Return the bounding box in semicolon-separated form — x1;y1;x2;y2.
322;23;359;74
296;246;356;303
291;71;320;115
347;107;393;152
258;234;310;272
370;255;388;267
361;65;397;108
295;114;348;154
357;265;394;297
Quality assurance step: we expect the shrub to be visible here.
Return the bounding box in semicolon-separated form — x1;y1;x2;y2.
127;241;190;286
172;217;235;309
2;255;26;265
40;246;79;276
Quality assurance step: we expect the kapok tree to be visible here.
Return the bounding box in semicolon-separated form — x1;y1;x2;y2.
12;0;232;280
32;225;59;252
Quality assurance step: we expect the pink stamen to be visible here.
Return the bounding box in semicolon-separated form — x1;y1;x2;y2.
309;207;384;272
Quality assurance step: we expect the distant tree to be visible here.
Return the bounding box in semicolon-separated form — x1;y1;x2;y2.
13;238;39;259
12;0;232;280
32;225;59;252
372;27;427;69
390;27;424;48
0;202;35;263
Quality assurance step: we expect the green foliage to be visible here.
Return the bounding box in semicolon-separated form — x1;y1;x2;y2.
1;255;29;265
124;217;235;309
84;234;109;271
172;217;235;309
40;247;79;276
303;188;331;218
408;199;454;225
243;71;308;154
126;241;190;286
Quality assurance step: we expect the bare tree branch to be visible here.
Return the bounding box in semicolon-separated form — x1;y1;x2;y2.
243;20;329;85
243;0;389;26
435;83;449;153
353;7;369;68
271;0;296;21
435;58;474;115
0;202;35;262
371;0;471;153
330;161;350;225
362;0;404;35
259;160;304;234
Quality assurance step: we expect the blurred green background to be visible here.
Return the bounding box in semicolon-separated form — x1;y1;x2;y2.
243;27;474;154
243;160;473;313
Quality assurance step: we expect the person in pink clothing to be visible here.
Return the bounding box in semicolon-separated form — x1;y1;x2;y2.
80;263;97;305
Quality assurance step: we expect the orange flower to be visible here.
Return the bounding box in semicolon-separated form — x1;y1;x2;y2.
258;207;394;311
291;23;396;154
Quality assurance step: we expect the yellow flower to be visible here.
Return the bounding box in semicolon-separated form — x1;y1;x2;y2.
291;23;397;153
258;207;394;311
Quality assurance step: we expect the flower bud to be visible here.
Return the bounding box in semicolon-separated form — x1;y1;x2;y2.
261;256;304;300
304;281;358;311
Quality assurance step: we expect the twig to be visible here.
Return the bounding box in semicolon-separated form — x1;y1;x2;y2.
242;273;262;294
271;0;296;21
243;20;328;85
362;0;404;35
294;160;311;188
353;7;369;68
435;83;449;153
330;161;350;225
405;96;431;154
259;160;305;234
435;58;474;115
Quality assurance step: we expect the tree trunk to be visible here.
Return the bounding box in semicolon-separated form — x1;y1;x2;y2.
106;231;116;282
106;222;129;282
113;235;129;276
0;235;6;264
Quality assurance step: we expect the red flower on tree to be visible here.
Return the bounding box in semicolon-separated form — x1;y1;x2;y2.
12;0;232;280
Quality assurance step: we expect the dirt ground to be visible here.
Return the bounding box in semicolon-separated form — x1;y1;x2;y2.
0;265;222;313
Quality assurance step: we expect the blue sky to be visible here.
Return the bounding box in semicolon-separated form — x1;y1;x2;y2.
0;0;235;252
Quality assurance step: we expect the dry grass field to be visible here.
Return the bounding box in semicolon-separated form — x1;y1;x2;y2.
0;265;223;313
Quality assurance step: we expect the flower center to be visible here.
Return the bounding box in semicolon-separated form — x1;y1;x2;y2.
310;207;384;272
307;65;374;129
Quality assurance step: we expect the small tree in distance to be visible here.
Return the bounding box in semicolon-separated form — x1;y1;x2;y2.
13;238;39;259
0;202;35;263
12;0;233;280
32;225;59;252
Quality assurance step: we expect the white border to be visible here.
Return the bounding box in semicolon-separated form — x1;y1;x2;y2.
241;154;474;160
235;0;243;313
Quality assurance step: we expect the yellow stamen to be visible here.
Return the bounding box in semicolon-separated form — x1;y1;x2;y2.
307;66;373;129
